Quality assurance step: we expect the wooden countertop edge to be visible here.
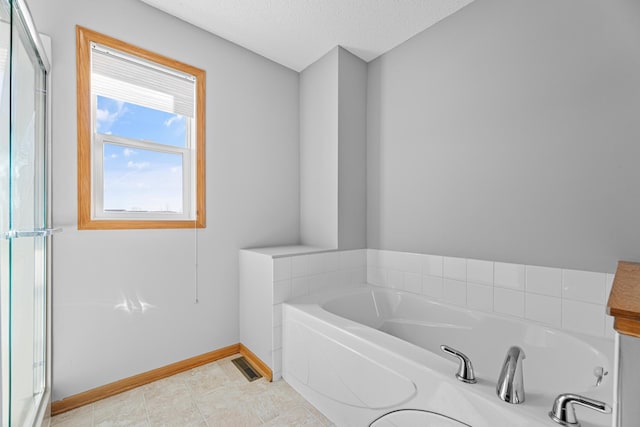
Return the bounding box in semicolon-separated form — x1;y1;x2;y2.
607;261;640;337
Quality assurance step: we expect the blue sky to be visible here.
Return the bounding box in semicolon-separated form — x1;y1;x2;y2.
96;96;186;213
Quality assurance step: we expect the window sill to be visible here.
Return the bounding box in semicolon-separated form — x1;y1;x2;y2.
77;218;205;230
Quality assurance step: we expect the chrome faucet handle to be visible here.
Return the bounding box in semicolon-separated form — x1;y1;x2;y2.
440;345;477;384
549;393;612;427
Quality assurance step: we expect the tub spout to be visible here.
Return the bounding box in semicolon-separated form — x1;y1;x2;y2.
440;345;477;384
496;346;526;404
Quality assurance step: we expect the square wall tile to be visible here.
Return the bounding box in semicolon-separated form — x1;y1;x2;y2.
339;250;366;271
350;267;366;285
344;270;360;287
422;255;443;277
401;252;423;274
291;277;309;298
273;257;292;281
404;273;422;294
443;257;466;281
467;282;493;312
273;326;282;350
525;265;561;297
378;250;395;271
494;262;525;290
335;271;350;288
349;270;363;287
367;267;387;287
273;349;282;374
307;273;329;295
367;249;380;268
273;280;292;304
562;269;606;304
562;300;605;337
273;304;283;327
443;279;467;306
378;250;397;271
379;250;420;273
324;252;340;272
307;253;326;275
422;275;443;300
467;259;494;285
525;294;561;328
307;251;339;274
494;288;525;318
387;270;403;290
327;271;345;289
291;255;308;278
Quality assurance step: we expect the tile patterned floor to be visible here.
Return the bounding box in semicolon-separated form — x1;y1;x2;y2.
51;356;334;427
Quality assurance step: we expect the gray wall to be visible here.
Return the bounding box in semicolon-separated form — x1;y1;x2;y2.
28;0;300;400
28;0;640;401
300;47;367;250
338;48;367;250
367;0;640;273
300;48;339;248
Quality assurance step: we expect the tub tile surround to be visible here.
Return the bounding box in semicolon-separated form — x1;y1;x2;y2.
239;247;366;380
367;249;615;339
242;246;614;385
272;249;367;380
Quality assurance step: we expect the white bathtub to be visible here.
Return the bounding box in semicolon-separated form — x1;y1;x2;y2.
282;285;614;427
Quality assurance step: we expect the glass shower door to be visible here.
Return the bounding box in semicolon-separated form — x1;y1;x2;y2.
0;1;10;423
0;0;50;425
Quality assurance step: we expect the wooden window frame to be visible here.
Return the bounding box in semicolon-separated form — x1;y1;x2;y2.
76;26;206;230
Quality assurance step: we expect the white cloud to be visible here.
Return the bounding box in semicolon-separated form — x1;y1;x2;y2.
95;108;112;123
127;161;150;170
123;148;135;157
110;154;118;159
164;115;184;127
96;100;126;131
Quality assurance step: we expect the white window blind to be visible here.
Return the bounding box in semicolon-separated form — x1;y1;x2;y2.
91;43;195;118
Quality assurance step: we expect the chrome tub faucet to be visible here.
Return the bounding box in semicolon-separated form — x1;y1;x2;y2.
496;346;526;404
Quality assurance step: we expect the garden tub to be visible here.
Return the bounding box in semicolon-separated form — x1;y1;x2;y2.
282;285;613;426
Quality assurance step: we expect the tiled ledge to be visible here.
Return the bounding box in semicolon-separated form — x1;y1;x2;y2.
243;245;332;258
367;249;615;339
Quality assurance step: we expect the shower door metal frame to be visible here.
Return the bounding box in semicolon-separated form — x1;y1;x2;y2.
35;29;52;427
2;0;53;425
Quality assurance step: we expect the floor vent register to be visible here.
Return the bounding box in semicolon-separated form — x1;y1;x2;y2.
231;356;262;382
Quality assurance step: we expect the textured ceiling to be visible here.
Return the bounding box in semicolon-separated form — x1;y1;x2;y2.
138;0;475;71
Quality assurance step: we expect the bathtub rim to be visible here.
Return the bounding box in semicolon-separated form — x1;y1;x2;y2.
286;284;613;355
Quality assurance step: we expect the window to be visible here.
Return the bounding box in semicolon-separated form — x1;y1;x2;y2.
76;26;205;229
